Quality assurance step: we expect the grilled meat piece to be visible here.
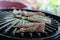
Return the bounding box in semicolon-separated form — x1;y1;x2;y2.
27;15;51;24
13;23;45;33
13;9;45;20
13;23;36;28
21;11;45;16
12;10;50;32
36;12;45;16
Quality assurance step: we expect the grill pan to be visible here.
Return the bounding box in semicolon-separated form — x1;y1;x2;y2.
0;9;60;40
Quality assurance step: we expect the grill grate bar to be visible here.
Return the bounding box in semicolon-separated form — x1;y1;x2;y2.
38;33;41;36
0;19;14;25
0;18;13;21
12;28;17;35
46;25;56;31
4;18;13;20
46;24;58;28
53;20;59;23
45;27;52;32
4;17;14;20
51;18;59;24
0;19;2;20
0;19;14;23
0;20;15;30
0;21;4;23
4;20;19;33
0;22;12;30
29;33;32;37
12;21;20;35
21;33;24;37
53;34;60;39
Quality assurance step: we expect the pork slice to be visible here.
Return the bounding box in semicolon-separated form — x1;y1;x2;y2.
19;11;45;16
13;23;35;28
27;15;51;24
16;23;45;33
35;12;45;16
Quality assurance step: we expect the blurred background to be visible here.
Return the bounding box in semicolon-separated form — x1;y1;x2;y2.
0;0;60;16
